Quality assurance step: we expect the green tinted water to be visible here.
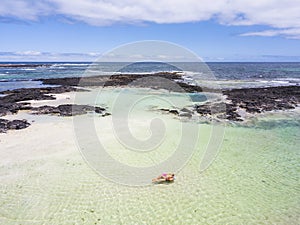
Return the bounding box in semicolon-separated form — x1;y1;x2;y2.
0;88;299;224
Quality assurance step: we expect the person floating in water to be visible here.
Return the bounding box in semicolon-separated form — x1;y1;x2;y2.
152;173;175;183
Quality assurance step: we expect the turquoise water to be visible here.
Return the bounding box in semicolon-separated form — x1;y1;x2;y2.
0;115;298;224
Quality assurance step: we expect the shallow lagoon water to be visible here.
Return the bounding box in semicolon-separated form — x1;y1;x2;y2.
0;88;299;224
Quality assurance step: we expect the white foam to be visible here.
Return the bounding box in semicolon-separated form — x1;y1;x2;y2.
51;63;90;67
21;68;36;71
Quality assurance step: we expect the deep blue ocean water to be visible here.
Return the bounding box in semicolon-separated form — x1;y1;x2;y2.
0;62;299;91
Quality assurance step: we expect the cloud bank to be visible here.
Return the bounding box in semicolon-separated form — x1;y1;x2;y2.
1;51;300;62
0;51;101;61
0;0;300;39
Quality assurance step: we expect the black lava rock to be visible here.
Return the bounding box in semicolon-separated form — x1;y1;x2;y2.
0;119;30;133
31;104;108;117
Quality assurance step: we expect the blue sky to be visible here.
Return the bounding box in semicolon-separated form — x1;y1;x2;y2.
0;0;300;62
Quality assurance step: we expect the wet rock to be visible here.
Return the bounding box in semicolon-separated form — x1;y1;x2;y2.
31;104;108;117
40;72;218;93
180;108;192;113
0;119;30;133
95;107;106;114
1;86;80;102
178;107;193;117
169;109;179;115
159;108;179;115
41;72;182;87
194;104;213;116
7;120;30;130
0;102;32;117
223;85;300;114
178;112;192;118
0;86;85;116
195;102;242;121
192;85;300;121
31;105;60;115
58;104;93;116
101;112;111;117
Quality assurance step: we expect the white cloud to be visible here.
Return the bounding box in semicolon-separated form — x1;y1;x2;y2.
0;0;300;38
0;0;52;20
0;51;101;61
88;52;102;57
15;50;42;56
1;51;300;62
240;28;300;39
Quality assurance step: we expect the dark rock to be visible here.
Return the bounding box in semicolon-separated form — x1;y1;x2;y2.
0;119;30;133
169;109;179;115
195;102;243;121
0;102;32;117
194;104;212;115
95;106;106;114
180;108;192;113
159;108;179;115
101;112;111;117
41;72;181;87
0;86;85;117
178;112;192;118
192;85;300;121
31;104;109;117
31;105;60;115
40;72;219;93
223;86;300;114
7;120;30;130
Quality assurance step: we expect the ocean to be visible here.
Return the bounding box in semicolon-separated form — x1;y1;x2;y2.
0;62;300;92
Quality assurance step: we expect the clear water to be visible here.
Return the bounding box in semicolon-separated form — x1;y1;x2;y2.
0;88;299;224
0;62;299;224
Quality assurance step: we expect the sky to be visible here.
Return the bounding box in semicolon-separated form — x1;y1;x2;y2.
0;0;300;62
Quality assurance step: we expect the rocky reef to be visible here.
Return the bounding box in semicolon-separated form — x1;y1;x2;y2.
0;86;81;117
0;86;109;133
31;104;109;117
223;86;300;114
40;73;211;93
160;85;300;122
1;73;299;132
